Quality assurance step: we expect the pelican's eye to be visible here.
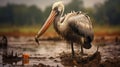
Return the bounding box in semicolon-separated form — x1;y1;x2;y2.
54;7;58;11
53;7;61;16
53;7;59;13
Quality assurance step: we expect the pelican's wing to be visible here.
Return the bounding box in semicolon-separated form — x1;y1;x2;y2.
67;13;94;41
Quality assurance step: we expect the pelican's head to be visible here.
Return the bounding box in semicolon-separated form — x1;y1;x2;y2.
35;1;64;40
52;1;64;16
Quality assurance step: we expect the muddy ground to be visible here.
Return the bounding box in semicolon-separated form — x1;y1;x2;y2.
0;36;120;67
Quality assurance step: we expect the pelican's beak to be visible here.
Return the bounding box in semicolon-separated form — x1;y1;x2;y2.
35;10;57;39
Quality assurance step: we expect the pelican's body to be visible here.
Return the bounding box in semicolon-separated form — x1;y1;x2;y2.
35;1;94;57
54;12;93;46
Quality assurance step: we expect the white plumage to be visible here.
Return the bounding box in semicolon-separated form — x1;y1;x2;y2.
35;1;94;57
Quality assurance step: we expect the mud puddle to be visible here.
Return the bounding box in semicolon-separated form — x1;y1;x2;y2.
0;36;120;67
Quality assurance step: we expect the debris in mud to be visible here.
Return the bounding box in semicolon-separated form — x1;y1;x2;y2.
60;51;101;67
49;56;55;59
114;36;120;45
100;57;120;67
30;56;46;60
54;59;59;63
0;35;8;49
2;50;22;65
32;63;58;67
59;51;120;67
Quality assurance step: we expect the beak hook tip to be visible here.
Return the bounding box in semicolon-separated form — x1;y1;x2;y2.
35;37;39;45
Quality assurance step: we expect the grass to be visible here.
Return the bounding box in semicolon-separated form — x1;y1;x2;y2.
94;25;120;33
0;25;120;36
0;26;38;33
93;25;120;36
0;24;57;36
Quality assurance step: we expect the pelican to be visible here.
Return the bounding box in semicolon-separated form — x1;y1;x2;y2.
35;1;94;57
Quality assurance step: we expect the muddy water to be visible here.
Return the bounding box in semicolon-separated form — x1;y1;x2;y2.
0;36;120;67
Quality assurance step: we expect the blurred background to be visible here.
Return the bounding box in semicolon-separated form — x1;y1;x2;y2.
0;0;120;37
0;1;120;67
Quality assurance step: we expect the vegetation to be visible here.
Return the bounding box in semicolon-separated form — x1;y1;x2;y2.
0;0;120;26
93;0;120;25
0;0;120;36
0;4;43;26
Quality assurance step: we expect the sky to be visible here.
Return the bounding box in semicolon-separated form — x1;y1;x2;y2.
0;0;105;10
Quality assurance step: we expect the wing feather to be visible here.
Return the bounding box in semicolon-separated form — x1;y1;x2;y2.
67;13;94;41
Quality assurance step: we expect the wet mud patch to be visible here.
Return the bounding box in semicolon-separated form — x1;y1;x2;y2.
60;51;101;67
100;57;120;67
33;51;120;67
0;36;120;67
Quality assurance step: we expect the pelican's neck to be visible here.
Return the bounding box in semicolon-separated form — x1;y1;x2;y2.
54;12;64;34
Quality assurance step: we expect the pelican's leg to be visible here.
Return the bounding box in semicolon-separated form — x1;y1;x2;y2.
80;37;84;55
80;45;83;55
71;42;75;58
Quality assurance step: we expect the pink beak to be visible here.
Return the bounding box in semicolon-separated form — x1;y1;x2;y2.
35;10;57;38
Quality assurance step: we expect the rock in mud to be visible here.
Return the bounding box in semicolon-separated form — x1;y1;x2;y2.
49;56;55;59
